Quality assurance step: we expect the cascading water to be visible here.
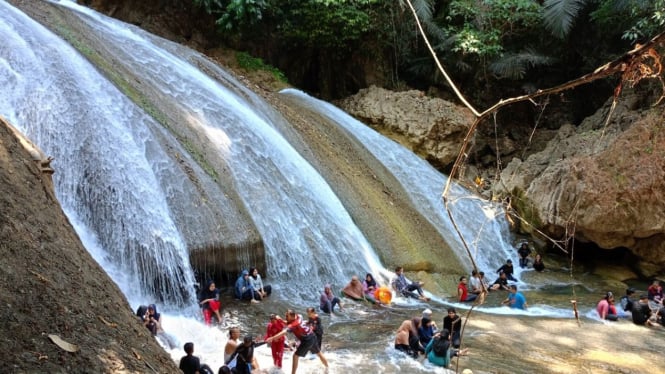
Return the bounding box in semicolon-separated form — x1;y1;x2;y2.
6;2;650;374
1;0;389;308
279;89;519;278
0;0;197;307
52;0;390;300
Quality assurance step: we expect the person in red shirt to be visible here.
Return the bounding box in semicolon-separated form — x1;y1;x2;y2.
264;314;287;368
265;309;329;374
457;276;477;302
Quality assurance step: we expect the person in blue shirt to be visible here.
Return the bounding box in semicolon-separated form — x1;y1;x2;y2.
502;284;528;310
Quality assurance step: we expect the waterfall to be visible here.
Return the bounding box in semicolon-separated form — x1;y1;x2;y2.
1;0;520;311
279;89;518;276
0;0;199;307
0;0;388;306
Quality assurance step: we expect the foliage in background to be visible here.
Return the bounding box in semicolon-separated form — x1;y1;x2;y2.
236;51;287;83
592;0;665;43
191;0;665;100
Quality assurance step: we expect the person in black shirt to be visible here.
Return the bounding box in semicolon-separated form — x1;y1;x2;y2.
517;243;532;268
442;307;462;348
179;342;200;374
496;259;517;281
490;271;511;291
631;294;654;326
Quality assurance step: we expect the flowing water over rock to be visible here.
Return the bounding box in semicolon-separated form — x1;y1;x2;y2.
2;1;665;373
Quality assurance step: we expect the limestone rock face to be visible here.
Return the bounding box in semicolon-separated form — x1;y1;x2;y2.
494;93;665;275
337;85;474;168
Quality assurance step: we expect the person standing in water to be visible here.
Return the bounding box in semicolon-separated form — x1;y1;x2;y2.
265;309;329;374
265;314;287;369
502;285;528;310
517;243;532;268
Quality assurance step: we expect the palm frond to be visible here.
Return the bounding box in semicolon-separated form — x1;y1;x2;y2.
542;0;589;39
489;48;557;80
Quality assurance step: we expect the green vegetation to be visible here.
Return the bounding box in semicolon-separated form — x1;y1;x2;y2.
236;52;287;83
193;0;665;100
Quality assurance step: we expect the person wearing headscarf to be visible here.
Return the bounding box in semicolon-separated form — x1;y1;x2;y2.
199;280;223;325
342;275;366;301
143;304;162;335
362;273;379;304
265;314;287;368
235;270;260;304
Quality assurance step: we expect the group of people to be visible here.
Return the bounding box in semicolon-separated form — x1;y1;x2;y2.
197;268;273;328
457;266;528;310
597;280;665;327
394;307;469;368
179;306;329;374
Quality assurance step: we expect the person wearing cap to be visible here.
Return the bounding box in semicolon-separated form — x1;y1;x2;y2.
422;309;438;331
596;292;618;321
235;270;260;304
496;259;517;281
502;284;528;310
265;313;287;368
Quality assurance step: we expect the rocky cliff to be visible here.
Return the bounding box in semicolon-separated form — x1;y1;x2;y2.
339;86;665;278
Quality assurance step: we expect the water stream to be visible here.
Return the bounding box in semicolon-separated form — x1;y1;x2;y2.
2;1;664;373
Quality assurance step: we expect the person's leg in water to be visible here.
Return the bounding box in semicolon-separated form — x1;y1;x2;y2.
331;297;344;311
406;283;430;301
208;300;223;325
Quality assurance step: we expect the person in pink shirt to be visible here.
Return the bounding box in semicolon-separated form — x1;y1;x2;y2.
596;292;618;321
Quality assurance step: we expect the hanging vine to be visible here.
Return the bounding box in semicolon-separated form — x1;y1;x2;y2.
403;0;665;369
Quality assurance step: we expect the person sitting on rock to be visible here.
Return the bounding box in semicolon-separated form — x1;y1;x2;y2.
199;280;223;325
362;273;380;304
490;271;510;291
143;304;162;336
496;259;517;281
249;267;271;300
532;254;545;272
631;294;655;326
391;266;430;301
235;270;260;304
457;275;477;303
647;279;663;307
342;275;367;301
320;284;344;314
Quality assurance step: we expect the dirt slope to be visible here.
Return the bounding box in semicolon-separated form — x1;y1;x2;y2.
0;117;179;373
